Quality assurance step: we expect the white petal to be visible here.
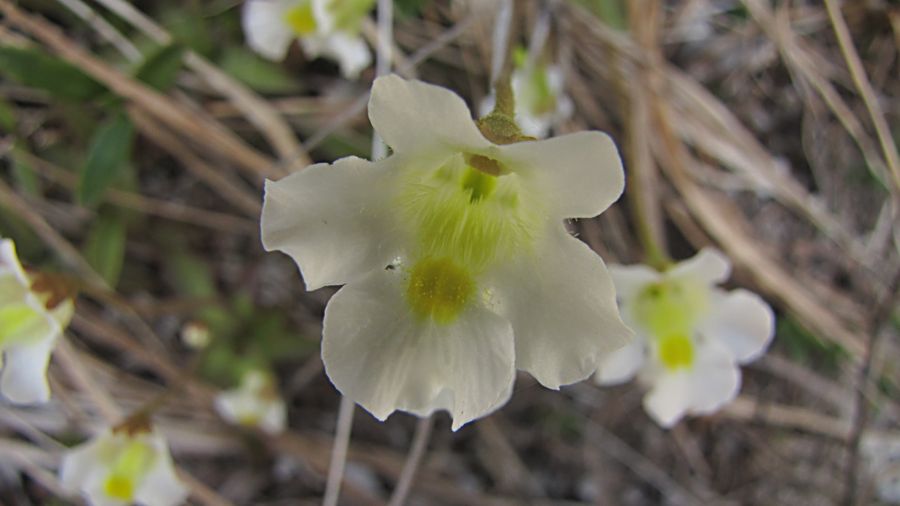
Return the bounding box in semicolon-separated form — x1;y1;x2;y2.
50;298;74;329
321;269;515;430
302;32;370;78
498;131;625;219
685;339;741;415
60;433;109;493
643;339;740;428
594;338;645;385
259;400;287;434
243;0;296;61
667;248;731;286
0;239;30;285
608;263;661;304
1;336;56;404
699;289;774;364
491;225;632;389
135;433;189;506
261;156;399;290
368;75;490;157
643;371;691;428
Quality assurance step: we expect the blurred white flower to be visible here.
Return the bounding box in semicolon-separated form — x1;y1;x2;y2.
262;75;630;429
242;0;373;78
214;369;287;434
595;249;775;428
60;426;188;506
480;50;573;138
0;239;73;404
179;320;210;350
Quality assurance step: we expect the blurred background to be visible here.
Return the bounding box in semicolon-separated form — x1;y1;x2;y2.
0;0;898;504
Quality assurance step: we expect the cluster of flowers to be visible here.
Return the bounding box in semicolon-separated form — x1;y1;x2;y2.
262;73;775;430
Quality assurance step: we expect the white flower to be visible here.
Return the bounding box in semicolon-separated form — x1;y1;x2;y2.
480;55;573;138
60;426;188;506
262;75;631;429
595;249;775;428
0;239;73;404
242;0;373;78
214;369;287;434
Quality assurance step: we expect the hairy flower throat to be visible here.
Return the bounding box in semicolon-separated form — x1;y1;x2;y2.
398;154;543;275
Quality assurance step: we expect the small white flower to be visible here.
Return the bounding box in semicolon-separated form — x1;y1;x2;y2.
262;75;630;429
595;249;775;428
480;52;573;138
60;426;188;506
214;369;287;434
242;0;373;78
0;239;73;404
179;321;210;349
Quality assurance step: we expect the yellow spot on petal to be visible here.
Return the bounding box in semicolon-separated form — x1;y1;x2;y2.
658;334;695;370
284;2;317;35
103;474;135;501
406;257;475;324
0;303;44;347
102;439;155;501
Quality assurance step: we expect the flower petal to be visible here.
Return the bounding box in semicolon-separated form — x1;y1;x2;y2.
608;263;661;304
302;32;370;78
60;433;108;494
243;0;295;61
322;269;515;430
699;289;774;364
368;75;489;156
668;248;731;286
261;156;399;290
498;131;624;219
1;336;56;403
135;433;189;506
685;340;741;415
643;339;740;428
594;338;645;385
642;371;691;428
491;225;632;389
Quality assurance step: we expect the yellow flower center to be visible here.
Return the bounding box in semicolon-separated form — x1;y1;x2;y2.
397;154;542;275
284;2;317;35
102;439;154;502
406;257;475;324
658;334;695;370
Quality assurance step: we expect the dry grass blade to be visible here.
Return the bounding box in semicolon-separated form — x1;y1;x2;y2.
91;0;309;170
0;0;280;181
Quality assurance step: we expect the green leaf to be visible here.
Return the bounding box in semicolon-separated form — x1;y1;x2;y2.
394;0;431;17
10;146;40;196
0;98;14;132
0;46;107;101
134;43;185;91
218;47;300;94
78;112;135;206
83;210;127;287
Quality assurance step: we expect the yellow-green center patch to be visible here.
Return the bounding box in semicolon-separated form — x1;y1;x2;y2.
658;334;695;370
406;257;475;324
284;2;317;35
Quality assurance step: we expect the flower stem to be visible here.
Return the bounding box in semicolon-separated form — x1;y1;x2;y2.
322;396;354;506
388;415;434;506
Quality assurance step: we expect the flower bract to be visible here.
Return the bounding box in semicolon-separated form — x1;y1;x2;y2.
262;75;631;429
214;369;287;434
594;249;775;428
480;48;573;138
0;239;73;404
243;0;373;78
60;426;188;506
